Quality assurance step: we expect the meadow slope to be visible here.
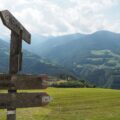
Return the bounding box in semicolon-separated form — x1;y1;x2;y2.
0;88;120;120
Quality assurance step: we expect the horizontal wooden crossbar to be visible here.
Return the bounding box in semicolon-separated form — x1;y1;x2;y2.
0;92;50;109
0;74;48;90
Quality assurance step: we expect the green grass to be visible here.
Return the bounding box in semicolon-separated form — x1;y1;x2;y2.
91;50;112;56
0;88;120;120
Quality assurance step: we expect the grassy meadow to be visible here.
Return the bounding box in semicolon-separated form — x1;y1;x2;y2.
0;88;120;120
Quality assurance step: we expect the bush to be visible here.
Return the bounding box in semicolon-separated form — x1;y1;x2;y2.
52;80;94;88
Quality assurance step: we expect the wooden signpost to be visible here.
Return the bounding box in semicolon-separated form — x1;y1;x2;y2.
0;74;48;89
0;10;31;43
0;10;51;120
0;93;50;109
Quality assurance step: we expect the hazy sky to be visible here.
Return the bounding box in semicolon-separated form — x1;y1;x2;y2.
0;0;120;39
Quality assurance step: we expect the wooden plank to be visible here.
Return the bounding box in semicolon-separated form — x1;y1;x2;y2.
18;52;23;71
18;30;23;71
0;10;31;44
9;31;20;74
9;31;19;120
0;74;48;89
0;74;11;80
0;92;50;109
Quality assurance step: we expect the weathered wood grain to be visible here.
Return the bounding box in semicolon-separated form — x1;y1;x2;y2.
0;10;31;43
0;74;48;89
0;92;50;109
9;31;21;74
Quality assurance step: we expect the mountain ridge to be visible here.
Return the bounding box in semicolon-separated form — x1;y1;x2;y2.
27;30;120;88
0;39;73;78
1;30;120;88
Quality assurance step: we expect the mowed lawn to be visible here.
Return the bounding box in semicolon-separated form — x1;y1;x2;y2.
0;88;120;120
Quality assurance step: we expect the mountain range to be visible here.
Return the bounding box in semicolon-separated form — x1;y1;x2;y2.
26;30;120;88
0;39;70;77
1;30;120;88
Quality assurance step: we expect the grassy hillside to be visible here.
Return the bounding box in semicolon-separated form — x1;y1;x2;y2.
0;88;120;120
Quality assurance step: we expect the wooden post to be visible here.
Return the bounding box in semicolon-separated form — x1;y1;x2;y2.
7;90;16;120
7;31;22;120
9;31;22;74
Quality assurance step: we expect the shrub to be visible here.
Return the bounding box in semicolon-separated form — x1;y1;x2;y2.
52;80;94;88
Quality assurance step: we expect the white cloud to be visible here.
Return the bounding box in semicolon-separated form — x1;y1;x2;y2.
0;0;119;39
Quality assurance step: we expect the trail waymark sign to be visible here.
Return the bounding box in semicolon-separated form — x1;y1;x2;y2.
0;74;48;89
0;10;31;43
0;93;50;109
0;10;51;120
